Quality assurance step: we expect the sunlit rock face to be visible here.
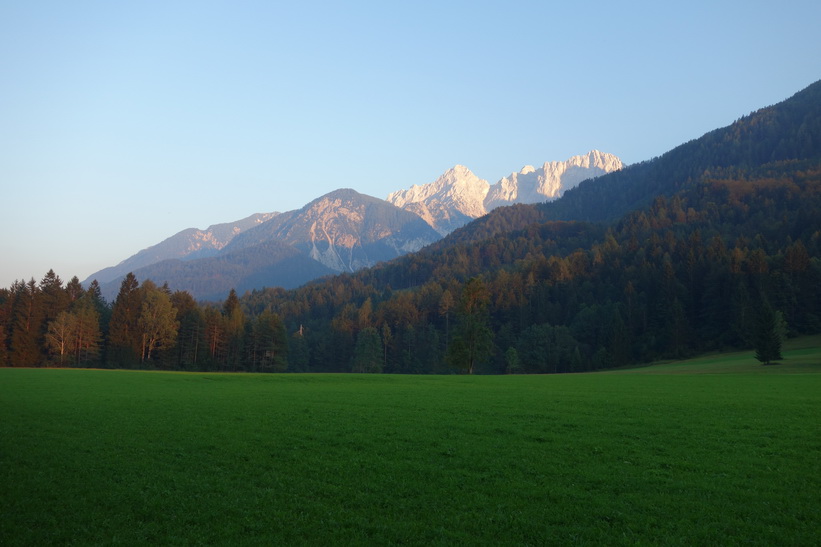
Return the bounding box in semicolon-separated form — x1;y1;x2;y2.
388;151;623;235
387;165;490;235
484;150;623;210
224;188;442;273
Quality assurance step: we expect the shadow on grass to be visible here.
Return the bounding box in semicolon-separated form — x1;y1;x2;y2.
608;334;821;375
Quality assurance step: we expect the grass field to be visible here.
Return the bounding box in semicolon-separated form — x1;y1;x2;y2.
1;340;820;545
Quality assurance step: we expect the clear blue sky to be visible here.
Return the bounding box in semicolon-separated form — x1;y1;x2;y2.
1;0;819;289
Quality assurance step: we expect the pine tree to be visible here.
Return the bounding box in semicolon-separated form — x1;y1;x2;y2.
9;279;44;367
65;276;84;304
39;270;69;325
203;307;225;370
249;311;288;372
170;291;204;370
754;304;784;365
108;273;142;367
0;323;8;367
222;289;245;371
84;280;111;334
288;327;310;372
447;278;493;374
352;327;383;373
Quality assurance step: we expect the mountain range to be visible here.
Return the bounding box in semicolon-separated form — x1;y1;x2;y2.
88;213;278;286
88;151;621;300
386;150;622;234
275;78;820;374
10;78;821;375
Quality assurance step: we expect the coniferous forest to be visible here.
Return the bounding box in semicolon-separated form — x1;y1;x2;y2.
2;82;821;373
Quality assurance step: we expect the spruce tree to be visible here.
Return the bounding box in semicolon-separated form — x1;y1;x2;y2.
352;327;383;373
9;279;44;367
108;273;142;367
754;304;783;365
222;289;245;371
446;278;493;374
250;311;288;372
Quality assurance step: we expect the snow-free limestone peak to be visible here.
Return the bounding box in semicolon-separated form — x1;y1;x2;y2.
224;189;441;273
388;151;623;235
386;165;490;235
484;150;623;210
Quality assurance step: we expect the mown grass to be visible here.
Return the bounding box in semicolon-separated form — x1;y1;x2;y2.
1;341;819;545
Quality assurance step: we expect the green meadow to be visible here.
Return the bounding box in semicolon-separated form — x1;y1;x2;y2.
2;340;820;545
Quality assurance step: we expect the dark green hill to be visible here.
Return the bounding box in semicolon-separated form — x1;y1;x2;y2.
244;165;821;372
238;80;821;373
439;79;821;247
550;78;821;222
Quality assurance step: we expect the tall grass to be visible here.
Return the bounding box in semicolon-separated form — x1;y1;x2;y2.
1;343;819;544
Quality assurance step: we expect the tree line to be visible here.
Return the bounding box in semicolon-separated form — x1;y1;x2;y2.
0;272;290;372
3;163;816;373
4;80;819;373
239;166;819;374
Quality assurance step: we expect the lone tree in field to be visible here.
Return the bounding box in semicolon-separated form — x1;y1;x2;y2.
754;304;785;365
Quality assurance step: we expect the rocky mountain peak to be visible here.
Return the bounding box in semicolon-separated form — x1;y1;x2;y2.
386;165;490;234
484;150;623;211
86;151;622;299
388;166;487;206
389;151;623;235
224;188;441;274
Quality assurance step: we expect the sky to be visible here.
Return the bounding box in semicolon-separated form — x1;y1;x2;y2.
1;0;820;289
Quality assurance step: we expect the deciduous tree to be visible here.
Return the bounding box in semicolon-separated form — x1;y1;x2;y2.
138;280;179;364
45;311;75;366
72;302;102;366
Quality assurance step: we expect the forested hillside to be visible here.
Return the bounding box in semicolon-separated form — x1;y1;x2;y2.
238;164;821;373
439;79;821;246
2;163;818;372
1;81;820;373
550;79;821;222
